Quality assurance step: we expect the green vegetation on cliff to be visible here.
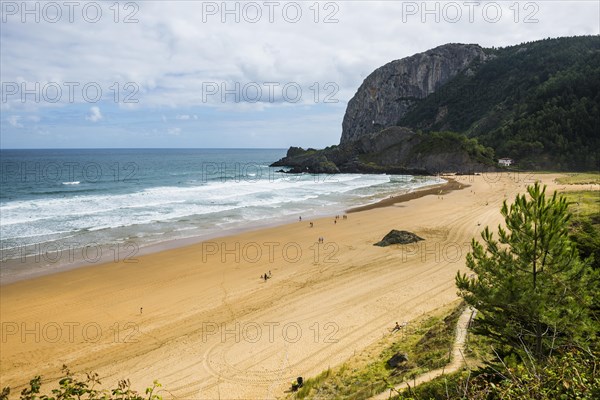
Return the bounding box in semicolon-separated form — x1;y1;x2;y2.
399;36;600;170
409;131;495;164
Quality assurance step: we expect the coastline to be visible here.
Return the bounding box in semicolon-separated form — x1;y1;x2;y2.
347;177;464;213
1;173;594;398
1;175;443;286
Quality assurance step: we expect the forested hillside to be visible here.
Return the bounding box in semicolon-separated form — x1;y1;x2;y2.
399;36;600;170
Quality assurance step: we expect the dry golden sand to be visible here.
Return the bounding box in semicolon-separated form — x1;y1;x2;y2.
1;173;596;399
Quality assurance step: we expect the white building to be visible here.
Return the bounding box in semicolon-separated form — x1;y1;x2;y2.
498;158;514;167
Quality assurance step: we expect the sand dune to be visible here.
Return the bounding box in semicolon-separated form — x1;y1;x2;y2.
1;173;593;399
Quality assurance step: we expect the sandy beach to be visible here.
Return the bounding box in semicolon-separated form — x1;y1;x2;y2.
1;172;596;399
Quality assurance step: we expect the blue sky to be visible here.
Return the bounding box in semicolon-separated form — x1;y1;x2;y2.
1;1;599;149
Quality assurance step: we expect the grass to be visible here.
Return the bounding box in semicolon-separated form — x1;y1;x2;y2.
290;301;466;400
555;172;600;185
392;369;470;400
463;330;494;365
562;190;600;271
561;190;600;222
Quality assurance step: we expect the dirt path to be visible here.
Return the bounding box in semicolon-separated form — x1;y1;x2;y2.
370;307;476;400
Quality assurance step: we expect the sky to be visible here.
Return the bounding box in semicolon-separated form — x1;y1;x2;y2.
1;0;599;149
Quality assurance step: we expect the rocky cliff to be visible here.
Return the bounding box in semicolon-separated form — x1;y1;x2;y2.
271;43;496;174
271;126;494;175
340;43;487;144
272;37;598;173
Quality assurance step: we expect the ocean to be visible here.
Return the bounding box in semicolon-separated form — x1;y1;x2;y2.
0;148;442;282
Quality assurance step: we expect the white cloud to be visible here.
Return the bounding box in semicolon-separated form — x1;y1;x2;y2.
8;115;23;128
175;114;199;120
1;1;597;112
1;1;598;147
86;106;103;122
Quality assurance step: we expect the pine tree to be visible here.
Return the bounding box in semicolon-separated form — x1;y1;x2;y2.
456;183;596;361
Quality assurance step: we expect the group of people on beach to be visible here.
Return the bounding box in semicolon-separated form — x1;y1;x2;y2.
261;271;272;282
333;214;347;224
301;215;348;228
300;214;350;243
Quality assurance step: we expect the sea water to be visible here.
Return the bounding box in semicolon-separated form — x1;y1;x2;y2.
0;148;442;282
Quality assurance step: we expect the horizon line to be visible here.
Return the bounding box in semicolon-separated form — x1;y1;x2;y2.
0;147;291;151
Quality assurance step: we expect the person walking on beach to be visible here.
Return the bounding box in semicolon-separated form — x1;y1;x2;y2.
140;307;143;315
299;216;302;222
309;222;313;228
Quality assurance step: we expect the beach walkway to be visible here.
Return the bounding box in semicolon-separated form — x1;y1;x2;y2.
370;307;476;400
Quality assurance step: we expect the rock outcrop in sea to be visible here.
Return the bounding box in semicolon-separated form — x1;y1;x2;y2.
271;43;493;175
271;126;493;174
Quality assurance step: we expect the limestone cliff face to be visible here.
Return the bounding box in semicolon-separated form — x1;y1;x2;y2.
271;127;493;175
340;43;486;144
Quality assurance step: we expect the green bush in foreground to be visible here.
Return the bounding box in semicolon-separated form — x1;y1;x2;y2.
0;365;162;400
397;347;600;400
456;183;598;362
